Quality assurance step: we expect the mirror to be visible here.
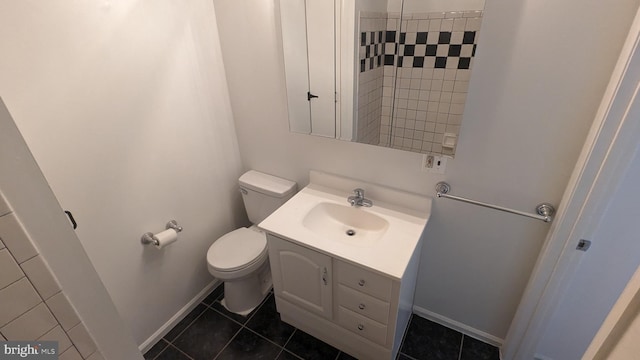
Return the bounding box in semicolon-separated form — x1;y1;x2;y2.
279;0;485;156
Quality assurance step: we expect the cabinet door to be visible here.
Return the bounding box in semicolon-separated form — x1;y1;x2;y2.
268;235;333;319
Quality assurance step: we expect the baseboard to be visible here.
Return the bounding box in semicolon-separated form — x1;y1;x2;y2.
139;279;221;353
412;305;504;348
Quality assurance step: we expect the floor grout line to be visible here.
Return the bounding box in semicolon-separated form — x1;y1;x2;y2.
283;348;305;360
282;328;297;352
157;339;170;359
212;324;243;360
163;343;194;360
280;348;305;360
399;353;420;360
174;344;195;360
458;334;465;360
397;314;414;356
243;324;288;350
274;348;285;359
163;305;208;345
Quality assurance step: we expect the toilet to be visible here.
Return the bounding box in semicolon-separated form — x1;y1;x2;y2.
207;170;296;315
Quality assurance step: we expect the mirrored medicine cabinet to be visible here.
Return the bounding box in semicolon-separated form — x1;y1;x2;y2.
278;0;485;156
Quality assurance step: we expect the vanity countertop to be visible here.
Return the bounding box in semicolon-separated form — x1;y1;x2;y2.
259;177;432;280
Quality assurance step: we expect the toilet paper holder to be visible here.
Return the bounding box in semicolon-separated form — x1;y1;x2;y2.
141;220;183;246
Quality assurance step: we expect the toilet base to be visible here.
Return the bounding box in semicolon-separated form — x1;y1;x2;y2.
220;260;272;315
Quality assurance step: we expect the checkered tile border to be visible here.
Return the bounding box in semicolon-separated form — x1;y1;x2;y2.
360;31;384;72
362;29;478;71
386;30;477;69
360;12;481;73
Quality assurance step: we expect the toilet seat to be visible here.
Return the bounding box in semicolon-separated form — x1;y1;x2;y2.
207;228;268;274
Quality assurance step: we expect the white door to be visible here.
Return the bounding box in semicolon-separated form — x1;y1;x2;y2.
279;0;336;137
280;0;312;134
306;0;336;138
268;234;333;319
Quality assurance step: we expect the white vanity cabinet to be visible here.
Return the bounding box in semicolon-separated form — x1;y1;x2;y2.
267;234;422;360
267;233;333;319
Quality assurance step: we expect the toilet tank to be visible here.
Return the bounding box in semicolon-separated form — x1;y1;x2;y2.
239;170;297;224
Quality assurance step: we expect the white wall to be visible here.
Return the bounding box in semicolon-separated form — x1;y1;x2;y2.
0;0;244;346
535;127;640;358
213;0;638;340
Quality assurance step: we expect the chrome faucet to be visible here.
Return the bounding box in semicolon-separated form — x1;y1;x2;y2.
347;188;373;207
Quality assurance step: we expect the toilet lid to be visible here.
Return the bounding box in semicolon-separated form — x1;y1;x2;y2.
207;228;267;272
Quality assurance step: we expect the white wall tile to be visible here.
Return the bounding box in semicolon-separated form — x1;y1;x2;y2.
1;303;57;341
440;19;453;31
38;325;73;354
21;255;61;300
465;17;482;31
453;17;467;31
0;248;23;289
0;277;41;327
0;213;38;263
0;191;10;216
67;323;97;358
59;346;82;360
46;292;80;331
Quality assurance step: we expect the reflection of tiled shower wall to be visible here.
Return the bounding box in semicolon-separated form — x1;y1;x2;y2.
359;10;481;155
382;11;482;155
356;12;387;145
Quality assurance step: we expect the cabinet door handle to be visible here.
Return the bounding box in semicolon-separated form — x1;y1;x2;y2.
358;279;365;286
64;210;77;230
322;267;328;285
357;324;364;331
358;303;366;310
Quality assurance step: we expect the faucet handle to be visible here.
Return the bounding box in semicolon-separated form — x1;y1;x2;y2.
354;188;365;197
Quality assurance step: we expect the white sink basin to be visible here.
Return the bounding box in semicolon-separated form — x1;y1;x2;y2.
302;202;389;245
259;171;432;279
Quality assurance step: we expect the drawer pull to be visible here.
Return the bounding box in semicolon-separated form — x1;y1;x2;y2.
322;267;328;286
358;303;366;310
358;279;366;286
358;324;364;331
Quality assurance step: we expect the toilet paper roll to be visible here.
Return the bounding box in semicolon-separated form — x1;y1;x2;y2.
153;229;178;249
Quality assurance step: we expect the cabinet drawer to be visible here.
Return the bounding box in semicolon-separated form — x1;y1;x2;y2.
336;261;392;301
338;306;387;345
337;284;389;324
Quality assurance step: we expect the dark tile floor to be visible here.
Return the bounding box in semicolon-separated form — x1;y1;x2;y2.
144;284;500;360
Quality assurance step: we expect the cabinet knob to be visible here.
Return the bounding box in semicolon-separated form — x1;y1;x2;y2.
357;324;364;331
358;303;366;310
358;279;365;286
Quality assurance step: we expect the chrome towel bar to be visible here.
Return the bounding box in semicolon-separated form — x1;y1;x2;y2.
435;182;555;223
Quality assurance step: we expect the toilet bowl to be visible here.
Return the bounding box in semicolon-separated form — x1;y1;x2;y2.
207;226;271;315
206;170;296;315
